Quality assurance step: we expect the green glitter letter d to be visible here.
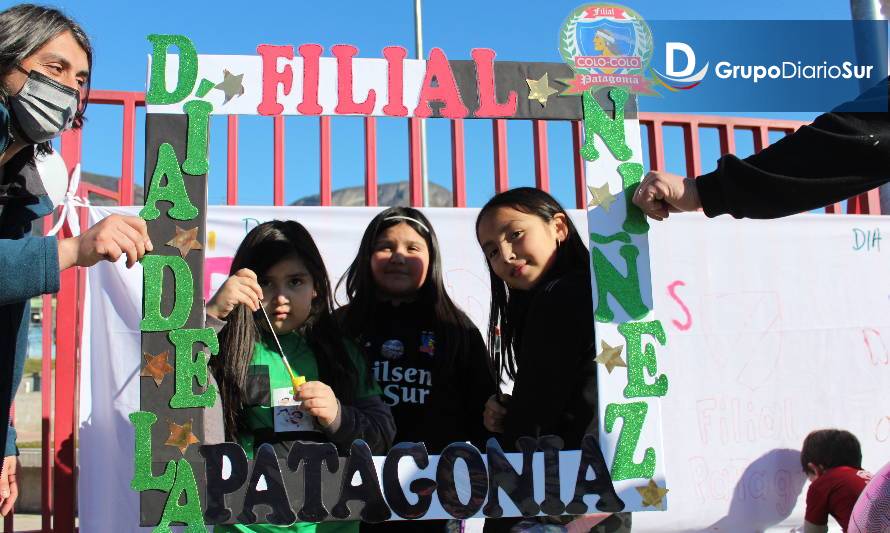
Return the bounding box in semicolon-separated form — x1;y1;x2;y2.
146;34;198;105
140;255;194;332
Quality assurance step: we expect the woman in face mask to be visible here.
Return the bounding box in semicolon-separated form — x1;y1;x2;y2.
0;4;154;516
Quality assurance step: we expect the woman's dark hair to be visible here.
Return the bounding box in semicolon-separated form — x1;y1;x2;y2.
0;4;93;156
210;220;361;440
800;429;863;474
475;187;589;382
338;207;477;369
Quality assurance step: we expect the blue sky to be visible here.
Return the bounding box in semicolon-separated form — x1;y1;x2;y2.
4;0;858;208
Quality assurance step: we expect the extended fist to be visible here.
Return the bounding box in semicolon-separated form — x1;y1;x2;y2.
632;171;701;221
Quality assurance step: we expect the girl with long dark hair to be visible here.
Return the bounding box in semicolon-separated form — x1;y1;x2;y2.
476;188;630;532
338;207;494;532
207;220;395;533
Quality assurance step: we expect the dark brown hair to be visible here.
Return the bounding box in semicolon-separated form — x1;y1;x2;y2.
800;429;863;474
0;4;93;155
475;187;589;382
210;220;362;440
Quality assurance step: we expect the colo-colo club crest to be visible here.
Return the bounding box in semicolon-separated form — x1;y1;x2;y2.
559;3;656;95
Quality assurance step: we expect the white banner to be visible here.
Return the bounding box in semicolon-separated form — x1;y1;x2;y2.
79;206;890;532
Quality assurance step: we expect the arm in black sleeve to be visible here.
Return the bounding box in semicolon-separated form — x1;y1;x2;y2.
503;276;593;448
459;323;498;449
697;78;890;219
323;395;396;455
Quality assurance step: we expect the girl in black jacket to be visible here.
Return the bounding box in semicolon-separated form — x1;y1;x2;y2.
338;207;495;533
476;187;630;532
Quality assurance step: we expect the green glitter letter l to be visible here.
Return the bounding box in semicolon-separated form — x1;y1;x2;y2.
580;87;632;163
146;34;198;105
140;255;194;332
169;328;219;409
129;411;175;492
605;401;655;481
618;320;669;398
591;244;649;323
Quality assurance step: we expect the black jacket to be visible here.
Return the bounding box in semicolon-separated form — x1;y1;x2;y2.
502;269;598;451
698;78;890;219
343;300;495;453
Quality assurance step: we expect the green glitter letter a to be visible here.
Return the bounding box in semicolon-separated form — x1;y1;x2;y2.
153;459;205;533
146;34;198;105
580;87;632;163
140;143;199;221
590;241;649;323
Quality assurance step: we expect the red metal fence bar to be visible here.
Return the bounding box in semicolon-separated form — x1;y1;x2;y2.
273;116;285;206
320;116;332;206
451;119;467;208
532;120;550;192
54;129;83;533
40;291;53;533
492;119;509;193
227;115;239;205
364;117;378;207
408;118;423;207
571;120;586;209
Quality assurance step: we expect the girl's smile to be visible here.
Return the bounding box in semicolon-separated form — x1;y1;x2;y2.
371;222;430;302
477;206;568;291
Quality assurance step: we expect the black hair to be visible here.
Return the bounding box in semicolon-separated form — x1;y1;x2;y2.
0;4;93;156
209;220;362;441
800;429;863;474
475;187;589;383
338;206;478;370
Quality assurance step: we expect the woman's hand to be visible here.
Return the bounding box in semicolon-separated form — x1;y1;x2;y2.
0;455;19;516
58;214;153;269
296;381;340;428
483;393;510;433
206;268;263;320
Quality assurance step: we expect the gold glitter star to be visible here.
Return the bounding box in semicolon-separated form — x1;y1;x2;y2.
165;420;200;455
635;479;669;510
214;69;245;104
588;183;616;211
140;351;173;387
526;73;560;107
166;225;203;259
594;340;626;373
